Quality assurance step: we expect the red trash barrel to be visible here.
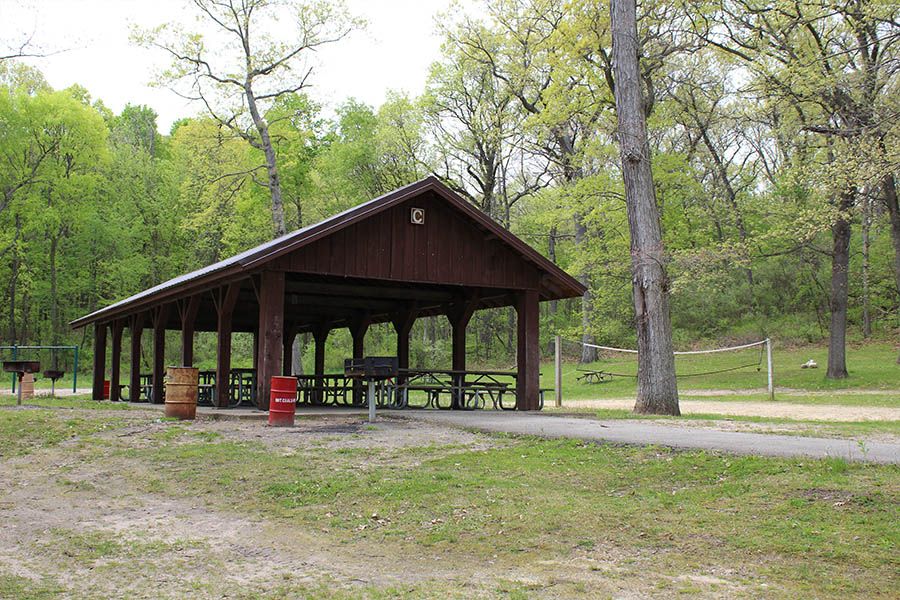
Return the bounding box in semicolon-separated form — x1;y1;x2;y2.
269;376;297;426
102;380;110;400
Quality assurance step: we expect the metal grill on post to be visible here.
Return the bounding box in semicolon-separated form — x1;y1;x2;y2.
3;361;40;406
344;357;398;423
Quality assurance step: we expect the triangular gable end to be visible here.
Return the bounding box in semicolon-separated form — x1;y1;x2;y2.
268;189;542;290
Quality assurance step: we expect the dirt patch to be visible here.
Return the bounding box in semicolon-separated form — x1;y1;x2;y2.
0;413;535;597
0;409;762;599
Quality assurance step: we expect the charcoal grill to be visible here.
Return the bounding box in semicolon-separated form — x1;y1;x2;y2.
43;370;65;396
343;356;398;423
3;361;41;406
343;356;398;380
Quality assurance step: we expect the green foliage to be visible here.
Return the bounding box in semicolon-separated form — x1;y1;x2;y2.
2;0;900;378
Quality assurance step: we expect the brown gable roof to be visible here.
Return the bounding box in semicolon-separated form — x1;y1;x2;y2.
71;176;585;328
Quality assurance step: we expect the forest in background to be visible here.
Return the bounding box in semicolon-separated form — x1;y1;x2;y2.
1;0;899;377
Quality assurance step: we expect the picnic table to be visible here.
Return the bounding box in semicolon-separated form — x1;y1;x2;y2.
576;370;611;384
259;367;550;411
297;374;357;405
395;368;520;410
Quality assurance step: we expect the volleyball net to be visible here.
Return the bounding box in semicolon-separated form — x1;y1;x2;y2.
559;337;774;398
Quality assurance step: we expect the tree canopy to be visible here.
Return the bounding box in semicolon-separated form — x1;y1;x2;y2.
2;0;899;394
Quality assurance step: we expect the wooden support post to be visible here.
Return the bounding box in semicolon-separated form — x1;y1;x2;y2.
516;289;540;411
447;297;479;372
151;304;170;404
214;284;240;409
282;323;297;376
92;322;107;401
179;295;200;367
351;315;370;404
109;320;124;402
313;323;329;376
129;312;145;402
391;306;417;383
256;271;285;411
351;317;369;360
447;297;478;409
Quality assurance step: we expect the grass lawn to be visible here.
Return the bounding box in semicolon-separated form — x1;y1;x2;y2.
0;393;136;410
0;406;898;599
542;340;900;404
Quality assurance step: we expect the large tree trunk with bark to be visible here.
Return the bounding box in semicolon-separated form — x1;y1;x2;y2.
611;0;679;415
826;190;853;379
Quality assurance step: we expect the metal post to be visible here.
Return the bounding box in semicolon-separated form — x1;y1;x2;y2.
554;335;562;408
367;379;376;424
16;373;22;406
766;338;774;401
73;345;78;393
11;344;17;394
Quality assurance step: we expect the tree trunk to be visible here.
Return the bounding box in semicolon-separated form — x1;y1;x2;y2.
861;195;871;339
429;316;437;362
611;0;679;415
291;334;303;375
546;227;559;356
21;289;29;343
245;83;287;238
50;234;60;370
575;215;599;364
8;215;18;342
881;173;900;363
826;190;853;379
700;129;755;304
548;226;558;319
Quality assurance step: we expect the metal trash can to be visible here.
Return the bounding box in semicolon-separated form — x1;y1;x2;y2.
164;367;199;420
269;376;297;426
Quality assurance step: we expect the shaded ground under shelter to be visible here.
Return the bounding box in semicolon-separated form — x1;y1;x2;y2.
71;177;585;411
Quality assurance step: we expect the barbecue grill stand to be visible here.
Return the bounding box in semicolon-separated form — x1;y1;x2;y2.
3;361;41;406
344;357;398;423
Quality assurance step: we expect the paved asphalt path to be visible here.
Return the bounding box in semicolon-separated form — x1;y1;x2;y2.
395;411;900;464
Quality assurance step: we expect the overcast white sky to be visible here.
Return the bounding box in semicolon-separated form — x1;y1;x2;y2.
3;0;457;132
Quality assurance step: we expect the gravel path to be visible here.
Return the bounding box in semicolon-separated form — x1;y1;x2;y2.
557;398;900;422
398;411;900;464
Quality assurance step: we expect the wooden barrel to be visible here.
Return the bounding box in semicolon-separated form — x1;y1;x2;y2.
21;373;34;400
164;366;198;420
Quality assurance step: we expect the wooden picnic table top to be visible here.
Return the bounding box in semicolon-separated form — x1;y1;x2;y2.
398;368;517;377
